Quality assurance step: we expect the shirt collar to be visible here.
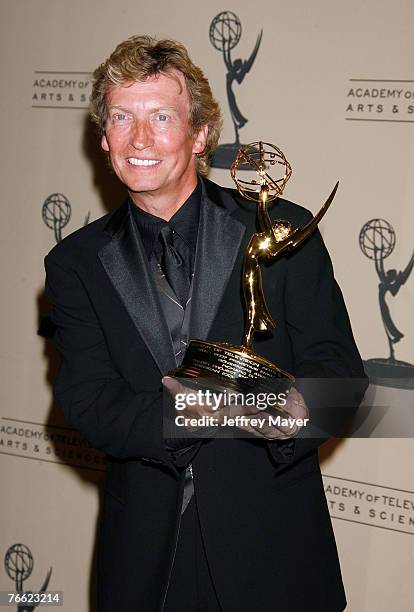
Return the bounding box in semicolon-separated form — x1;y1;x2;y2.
130;178;201;259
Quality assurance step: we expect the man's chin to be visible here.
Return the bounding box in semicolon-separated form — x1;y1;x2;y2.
126;184;165;206
126;182;160;196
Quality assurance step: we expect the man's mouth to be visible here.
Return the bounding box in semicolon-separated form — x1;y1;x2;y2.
127;158;161;166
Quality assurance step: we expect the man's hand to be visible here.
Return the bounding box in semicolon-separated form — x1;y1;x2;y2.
239;387;309;440
162;376;258;431
163;377;308;440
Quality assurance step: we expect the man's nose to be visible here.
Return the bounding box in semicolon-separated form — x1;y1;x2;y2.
130;120;152;149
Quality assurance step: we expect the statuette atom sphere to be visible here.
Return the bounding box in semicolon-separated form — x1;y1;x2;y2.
4;544;33;582
231;142;292;202
359;218;395;261
209;11;242;52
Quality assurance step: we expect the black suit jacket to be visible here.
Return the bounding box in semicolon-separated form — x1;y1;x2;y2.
45;178;367;612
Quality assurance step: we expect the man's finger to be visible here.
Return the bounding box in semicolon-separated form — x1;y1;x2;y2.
162;376;187;396
237;419;291;440
283;388;308;419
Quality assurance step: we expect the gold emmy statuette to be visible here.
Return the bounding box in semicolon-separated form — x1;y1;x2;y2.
172;141;338;393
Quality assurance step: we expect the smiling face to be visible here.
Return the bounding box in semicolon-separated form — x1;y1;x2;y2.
101;70;207;218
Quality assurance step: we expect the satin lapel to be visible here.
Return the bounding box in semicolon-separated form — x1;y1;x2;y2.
98;203;176;375
189;189;246;341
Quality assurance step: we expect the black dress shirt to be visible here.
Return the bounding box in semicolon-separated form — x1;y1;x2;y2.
130;179;201;273
130;180;203;459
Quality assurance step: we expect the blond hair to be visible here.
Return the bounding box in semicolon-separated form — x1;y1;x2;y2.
90;35;222;176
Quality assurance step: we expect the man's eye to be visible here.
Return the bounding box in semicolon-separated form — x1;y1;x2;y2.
113;113;128;121
157;114;168;122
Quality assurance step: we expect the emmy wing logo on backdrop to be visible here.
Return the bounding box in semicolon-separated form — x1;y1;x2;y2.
42;193;90;243
359;218;414;388
4;544;52;610
39;193;90;339
209;11;262;168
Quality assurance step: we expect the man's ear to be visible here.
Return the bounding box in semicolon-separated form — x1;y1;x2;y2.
101;133;109;152
192;125;208;155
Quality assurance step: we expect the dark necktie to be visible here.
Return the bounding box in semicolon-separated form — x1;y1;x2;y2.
157;225;195;514
158;225;190;306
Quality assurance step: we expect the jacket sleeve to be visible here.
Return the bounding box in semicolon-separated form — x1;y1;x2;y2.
267;221;368;470
45;253;196;477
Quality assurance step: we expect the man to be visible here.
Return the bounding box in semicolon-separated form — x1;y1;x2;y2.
45;35;367;611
